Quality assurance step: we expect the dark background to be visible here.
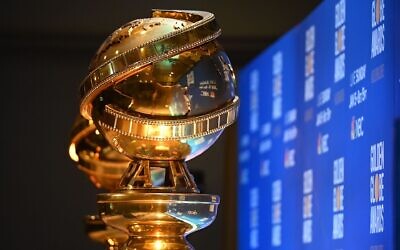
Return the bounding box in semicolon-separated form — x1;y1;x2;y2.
0;1;320;249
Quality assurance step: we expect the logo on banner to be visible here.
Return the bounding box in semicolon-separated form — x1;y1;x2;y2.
272;180;282;247
317;133;329;154
272;52;283;120
350;116;364;140
260;160;270;177
333;157;344;239
284;148;296;168
250;70;259;132
334;0;346;83
304;26;315;102
303;169;313;244
371;0;385;58
249;188;259;248
370;141;385;234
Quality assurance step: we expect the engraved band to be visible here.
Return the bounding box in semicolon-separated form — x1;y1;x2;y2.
98;96;239;141
80;10;221;120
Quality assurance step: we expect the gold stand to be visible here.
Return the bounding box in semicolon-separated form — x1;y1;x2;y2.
98;192;218;250
97;159;219;249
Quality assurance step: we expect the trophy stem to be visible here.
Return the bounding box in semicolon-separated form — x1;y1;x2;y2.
119;159;199;193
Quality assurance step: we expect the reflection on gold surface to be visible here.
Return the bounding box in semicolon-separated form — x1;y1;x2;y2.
69;143;79;162
69;116;129;191
70;9;238;249
86;215;129;249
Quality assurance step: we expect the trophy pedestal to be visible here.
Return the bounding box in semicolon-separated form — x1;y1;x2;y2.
124;235;193;250
98;192;219;250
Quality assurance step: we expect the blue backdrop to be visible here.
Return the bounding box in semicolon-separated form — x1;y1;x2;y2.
237;0;399;249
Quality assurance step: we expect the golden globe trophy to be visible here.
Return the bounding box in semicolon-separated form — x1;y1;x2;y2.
70;9;239;249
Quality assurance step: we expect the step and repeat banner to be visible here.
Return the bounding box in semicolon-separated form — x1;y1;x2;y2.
237;0;399;249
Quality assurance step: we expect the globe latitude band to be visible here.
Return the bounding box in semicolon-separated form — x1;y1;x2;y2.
97;96;239;141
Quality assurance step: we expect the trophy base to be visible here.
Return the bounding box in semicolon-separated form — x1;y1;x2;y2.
123;236;193;250
97;192;220;250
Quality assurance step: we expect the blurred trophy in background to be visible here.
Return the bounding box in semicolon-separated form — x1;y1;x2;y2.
69;117;129;249
69;9;239;249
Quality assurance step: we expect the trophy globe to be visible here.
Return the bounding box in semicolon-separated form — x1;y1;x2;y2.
75;9;239;250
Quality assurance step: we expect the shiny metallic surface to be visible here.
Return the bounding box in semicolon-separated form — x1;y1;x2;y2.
98;193;219;250
69;116;168;190
95;97;237;160
119;160;199;193
80;10;222;120
69;116;130;191
71;9;238;250
86;215;129;249
98;42;236;118
89;43;238;161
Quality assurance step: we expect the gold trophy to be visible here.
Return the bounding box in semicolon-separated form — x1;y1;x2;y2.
70;9;239;249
